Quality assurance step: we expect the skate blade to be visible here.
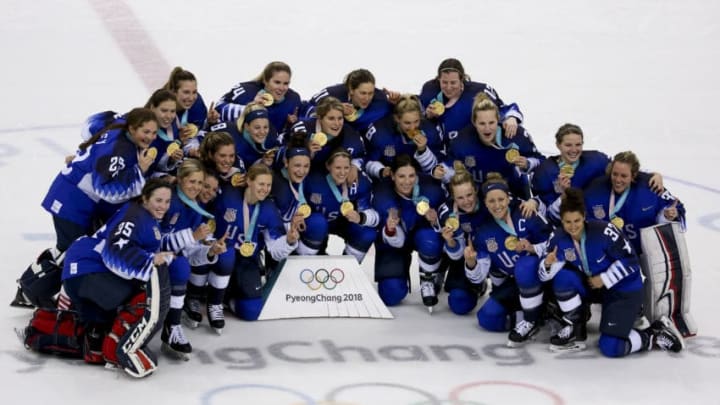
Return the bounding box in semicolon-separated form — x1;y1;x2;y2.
212;327;223;336
161;343;190;361
506;338;534;348
10;299;34;309
181;313;200;329
549;342;587;353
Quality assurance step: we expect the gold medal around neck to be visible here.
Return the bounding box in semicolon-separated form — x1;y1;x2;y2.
611;216;625;229
344;109;359;122
505;148;520;163
312;132;328;147
185;123;199;138
340;201;354;216
504;236;519;251
145;147;158;160
297;203;312;219
231;172;244;187
416;200;430;216
431;100;445;116
206;219;216;233
239;241;255;257
445;216;460;232
261;92;274;107
560;164;575;177
166;141;181;156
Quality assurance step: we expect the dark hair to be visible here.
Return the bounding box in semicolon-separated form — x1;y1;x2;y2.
608;151;641;178
344;69;376;92
79;108;158;151
163;67;197;92
145;88;177;109
255;61;292;83
285;132;311;161
390;154;419;174
141;178;172;201
326;147;352;166
436;58;469;81
560;187;586;217
555;123;584;144
199;131;235;169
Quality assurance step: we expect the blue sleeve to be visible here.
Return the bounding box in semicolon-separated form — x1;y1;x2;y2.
101;207;156;281
92;138;145;204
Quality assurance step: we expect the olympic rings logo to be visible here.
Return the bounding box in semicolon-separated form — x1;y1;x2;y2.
299;268;345;290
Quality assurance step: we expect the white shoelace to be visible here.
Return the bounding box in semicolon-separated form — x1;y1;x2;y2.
169;325;189;344
420;281;435;298
514;320;535;336
208;304;224;321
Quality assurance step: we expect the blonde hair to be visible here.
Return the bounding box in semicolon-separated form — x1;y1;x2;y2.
393;94;423;118
471;93;499;123
449;161;476;196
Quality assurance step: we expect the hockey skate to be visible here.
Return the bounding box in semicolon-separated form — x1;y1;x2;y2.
507;320;540;348
207;304;225;335
182;298;203;329
648;315;684;352
419;276;438;314
549;321;587;353
10;287;33;309
161;324;192;361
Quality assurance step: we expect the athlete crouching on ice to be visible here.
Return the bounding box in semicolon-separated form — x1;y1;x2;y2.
464;173;553;346
539;188;683;356
61;180;227;377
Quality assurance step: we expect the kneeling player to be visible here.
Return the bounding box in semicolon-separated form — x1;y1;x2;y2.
539;188;683;356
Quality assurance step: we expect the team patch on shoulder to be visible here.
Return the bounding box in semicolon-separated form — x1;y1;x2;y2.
383;145;396;157
153;226;161;240
464;156;476;168
592;205;606;219
486;238;498;253
169;212;180;225
224;208;237;223
564;247;577;262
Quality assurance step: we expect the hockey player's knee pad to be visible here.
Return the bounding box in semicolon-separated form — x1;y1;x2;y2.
448;288;477;315
477;297;509;332
552;269;586;297
598;334;629;358
20;248;63;308
215;249;236;277
232;297;264;321
348;225;377;251
413;229;442;258
378;278;408;306
168;256;191;286
302;214;329;247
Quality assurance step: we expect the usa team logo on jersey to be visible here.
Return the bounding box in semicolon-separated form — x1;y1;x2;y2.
384;145;396;158
169;212;180;225
486;238;498;253
310;193;322;205
592;205;606;219
153;226;161;240
224;208;237;223
564;247;577;262
464;156;476;168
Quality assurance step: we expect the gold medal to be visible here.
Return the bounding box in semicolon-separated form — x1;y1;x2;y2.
231;173;244;187
340;201;354;216
416;200;430;215
206;219;216;233
312;132;327;147
504;236;519;251
185;123;199;138
239;241;255;257
431;100;445;116
406;128;421;140
611;216;624;229
445;216;460;232
166;141;181;156
505;148;520;163
344;109;358;122
145;147;158;159
261;92;274;107
297;203;312;218
560;164;575;177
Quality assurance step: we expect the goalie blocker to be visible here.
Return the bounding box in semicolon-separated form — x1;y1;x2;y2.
640;222;696;337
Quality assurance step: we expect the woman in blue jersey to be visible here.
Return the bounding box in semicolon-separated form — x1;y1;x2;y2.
162;66;219;134
466;173;553;347
304;148;379;264
198;130;245;190
142;89;184;178
61;179;227;376
442;93;543;199
540;188;683;356
419;58;523;138
533;123;663;223
207;164;299;324
372;154;446;310
289;96;366;177
583;151;685;252
304;68;400;134
215;61;302;132
364;94;445;181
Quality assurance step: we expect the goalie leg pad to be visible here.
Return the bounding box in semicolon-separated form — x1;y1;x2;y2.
640;223;696;337
23;308;84;358
18;249;65;308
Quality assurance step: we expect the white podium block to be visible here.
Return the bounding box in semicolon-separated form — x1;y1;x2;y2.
258;255;393;320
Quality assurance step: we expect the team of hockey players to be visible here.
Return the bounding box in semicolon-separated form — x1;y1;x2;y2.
13;60;692;378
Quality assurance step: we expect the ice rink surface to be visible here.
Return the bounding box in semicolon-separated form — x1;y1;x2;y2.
1;1;719;404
